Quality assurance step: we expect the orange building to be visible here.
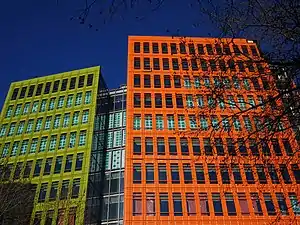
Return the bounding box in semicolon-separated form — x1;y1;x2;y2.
125;36;300;225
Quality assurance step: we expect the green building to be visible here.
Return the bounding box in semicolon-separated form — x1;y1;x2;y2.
0;66;106;224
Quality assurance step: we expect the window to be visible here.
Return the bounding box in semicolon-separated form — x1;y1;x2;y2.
78;130;86;146
206;44;213;55
220;164;230;184
155;94;162;108
145;114;152;130
197;44;205;54
48;135;57;151
53;115;61;129
208;164;218;184
64;155;73;172
232;164;242;184
243;78;251;90
272;139;282;156
184;76;191;88
192;138;201;155
214;77;221;88
27;85;35;97
243;116;252;132
249;139;259;156
276;193;289;215
16;121;25;135
264;193;276;215
174;75;181;88
213;193;223;216
154;58;162;72
199;193;210;215
268;164;280;184
209;59;217;71
256;164;267;184
282;139;293;156
172;58;179;70
145;137;153;155
82;110;89;124
238;193;250;215
72;178;80;198
227;138;236;155
196;95;204;108
168;137;177;155
225;193;237;216
134;42;140;53
11;88;19;100
38;183;48;202
200;116;208;130
236;61;245;73
20;140;29;155
0;124;7;137
23;160;32;178
181;59;189;70
29;138;38;153
167;115;175;130
155;114;164;130
223;44;231;54
158;164;167;184
133;114;141;130
133;137;141;155
133;193;142;216
144;58;150;70
244;164;255;184
75;153;83;171
288;193;300;215
143;42;149;53
14;104;22;116
133;163;141;184
178;115;186;130
146;193;156;216
11;141;20;156
44;158;52;175
160;193;169;216
8;123;16;136
34;159;42;177
143;74;151;88
189;115;197;130
146;164;154;184
60;180;69;199
183;164;192;184
72;112;79;126
200;59;208;71
186;95;194;108
176;94;183;108
237;95;246;110
152;75;161;88
173;193;183;216
75;93;82;106
219;59;226;71
188;43;195;54
171;163;180;184
164;75;171;88
251;77;260;90
5;105;13;118
133;74;141;87
291;164;300;183
134;57;141;69
49;181;58;200
216;139;225;156
38;137;47;152
251;193;263;215
179;43;186;54
215;44;222;54
157;137;165;155
25;120;34;133
204;138;213;155
35;118;43;132
191;59;198;70
171;43;177;54
241;45;249;54
194;164;205;184
278;165;291;184
203;77;210;88
152;42;159;53
165;94;173;108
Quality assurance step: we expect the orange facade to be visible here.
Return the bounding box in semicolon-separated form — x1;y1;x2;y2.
125;36;300;224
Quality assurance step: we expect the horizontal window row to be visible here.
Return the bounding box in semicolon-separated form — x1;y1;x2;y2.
132;191;299;217
95;111;126;131
0;153;83;181
133;42;259;57
5;91;92;119
1;110;89;138
103;171;125;195
132;113;286;135
102;194;124;221
34;207;77;225
1;130;87;158
133;92;273;110
132;136;294;157
11;74;94;100
133;74;270;91
133;57;264;73
132;162;300;185
37;178;81;203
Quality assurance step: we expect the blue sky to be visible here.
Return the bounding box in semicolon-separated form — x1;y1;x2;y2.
0;0;219;107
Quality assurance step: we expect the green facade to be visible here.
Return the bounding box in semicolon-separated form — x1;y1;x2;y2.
0;66;101;224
